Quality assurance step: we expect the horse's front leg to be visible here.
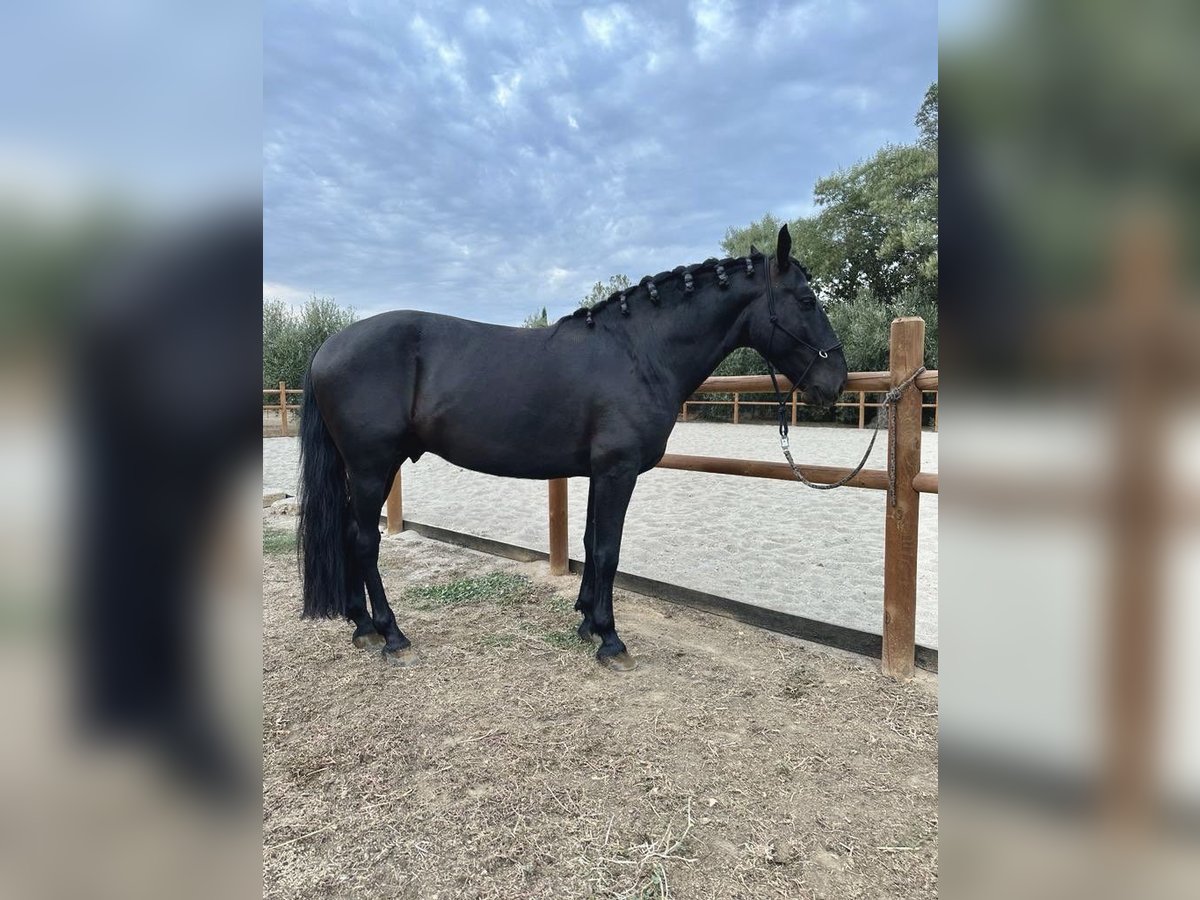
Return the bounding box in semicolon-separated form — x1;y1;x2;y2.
575;479;600;645
587;463;639;671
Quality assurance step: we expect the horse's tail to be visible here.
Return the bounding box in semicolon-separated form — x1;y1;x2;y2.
297;365;349;619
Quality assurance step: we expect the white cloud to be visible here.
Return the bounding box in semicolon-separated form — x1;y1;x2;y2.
691;0;734;60
492;71;523;109
467;6;491;30
833;85;879;111
567;113;579;129
581;5;633;47
410;14;466;87
263;281;311;306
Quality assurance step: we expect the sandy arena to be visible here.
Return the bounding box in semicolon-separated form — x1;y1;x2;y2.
262;517;938;899
263;421;938;647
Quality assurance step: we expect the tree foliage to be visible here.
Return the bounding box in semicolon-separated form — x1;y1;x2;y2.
915;82;937;149
825;288;938;373
263;295;357;389
580;274;632;309
522;306;549;328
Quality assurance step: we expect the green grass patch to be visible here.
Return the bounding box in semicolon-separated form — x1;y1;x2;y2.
405;572;535;610
547;594;576;616
540;627;589;652
477;632;520;649
263;529;296;556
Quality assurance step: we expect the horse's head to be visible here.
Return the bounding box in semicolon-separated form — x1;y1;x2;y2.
745;224;848;408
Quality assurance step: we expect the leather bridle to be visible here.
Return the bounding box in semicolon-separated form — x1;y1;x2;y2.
761;254;842;446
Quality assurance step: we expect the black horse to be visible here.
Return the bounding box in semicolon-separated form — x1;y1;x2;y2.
298;225;847;670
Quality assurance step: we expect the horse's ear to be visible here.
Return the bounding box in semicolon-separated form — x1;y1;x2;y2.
776;225;791;271
749;243;760;255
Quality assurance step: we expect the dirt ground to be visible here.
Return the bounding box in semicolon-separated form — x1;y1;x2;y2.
263;519;938;899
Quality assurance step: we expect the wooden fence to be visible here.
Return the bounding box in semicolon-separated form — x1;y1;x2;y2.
262;381;303;436
683;387;938;430
659;318;936;678
266;382;938;436
268;318;938;679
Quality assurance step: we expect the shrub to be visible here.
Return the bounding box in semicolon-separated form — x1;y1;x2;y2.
263;295;357;391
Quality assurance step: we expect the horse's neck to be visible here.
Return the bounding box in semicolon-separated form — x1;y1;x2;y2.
634;284;754;407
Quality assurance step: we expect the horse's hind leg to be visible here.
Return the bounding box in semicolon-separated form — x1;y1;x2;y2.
346;462;417;666
345;518;384;649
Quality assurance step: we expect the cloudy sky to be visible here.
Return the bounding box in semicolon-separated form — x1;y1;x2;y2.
264;0;936;323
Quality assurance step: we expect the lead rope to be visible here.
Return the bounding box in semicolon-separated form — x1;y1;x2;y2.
771;363;926;506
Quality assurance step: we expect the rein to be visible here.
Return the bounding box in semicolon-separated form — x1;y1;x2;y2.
760;256;926;506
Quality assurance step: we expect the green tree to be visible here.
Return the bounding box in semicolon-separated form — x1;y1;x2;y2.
825;287;939;373
262;295;357;389
522;306;549;328
720;212;787;259
580;274;631;309
915;82;937;149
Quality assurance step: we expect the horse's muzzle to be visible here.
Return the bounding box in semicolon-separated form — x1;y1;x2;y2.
800;384;839;410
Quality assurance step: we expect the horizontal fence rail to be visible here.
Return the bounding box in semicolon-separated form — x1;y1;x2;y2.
655;453;939;494
681;372;939;430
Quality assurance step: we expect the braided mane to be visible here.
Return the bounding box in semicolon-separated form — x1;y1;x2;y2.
559;249;810;324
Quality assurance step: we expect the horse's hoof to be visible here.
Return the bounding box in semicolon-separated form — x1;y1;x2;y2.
382;647;421;667
352;632;385;649
598;651;637;672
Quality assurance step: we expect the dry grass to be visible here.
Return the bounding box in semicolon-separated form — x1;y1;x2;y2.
263;521;938;899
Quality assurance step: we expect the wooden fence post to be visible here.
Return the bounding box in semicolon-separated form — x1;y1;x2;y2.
279;381;289;436
385;469;404;534
858;391;865;429
882;317;925;679
732;392;740;425
791;390;797;425
548;478;569;575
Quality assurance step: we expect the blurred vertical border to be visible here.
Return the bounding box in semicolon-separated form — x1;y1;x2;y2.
940;0;1199;897
0;3;262;899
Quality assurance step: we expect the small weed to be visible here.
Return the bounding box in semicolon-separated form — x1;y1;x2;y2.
547;594;576;616
540;628;589;652
263;529;297;556
406;572;534;610
639;866;669;900
603;863;670;900
478;632;520;649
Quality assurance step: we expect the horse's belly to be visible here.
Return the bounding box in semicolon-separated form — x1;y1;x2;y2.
418;404;592;479
430;442;589;480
